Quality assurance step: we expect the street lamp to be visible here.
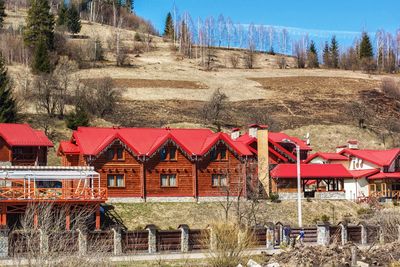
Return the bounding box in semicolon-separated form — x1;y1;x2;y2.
282;139;302;227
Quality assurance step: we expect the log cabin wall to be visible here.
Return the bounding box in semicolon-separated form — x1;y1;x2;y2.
197;144;245;197
145;145;194;197
92;144;142;198
0;137;11;162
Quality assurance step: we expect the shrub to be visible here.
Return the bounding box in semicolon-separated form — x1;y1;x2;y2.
321;214;330;222
269;193;280;203
382;78;400;100
65;107;89;130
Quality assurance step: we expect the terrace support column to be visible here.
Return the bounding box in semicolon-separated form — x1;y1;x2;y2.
317;222;330;246
66;205;71;231
77;229;87;256
0;229;9;257
95;204;101;231
179;224;189;253
146;224;157;254
266;223;275;250
112;228;122;255
1;204;6;227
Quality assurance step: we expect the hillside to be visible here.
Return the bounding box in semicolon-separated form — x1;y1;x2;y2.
3;8;400;161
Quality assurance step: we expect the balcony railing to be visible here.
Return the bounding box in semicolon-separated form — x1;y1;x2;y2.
0;187;107;201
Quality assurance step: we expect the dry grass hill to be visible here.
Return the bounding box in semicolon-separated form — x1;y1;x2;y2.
3;9;400;165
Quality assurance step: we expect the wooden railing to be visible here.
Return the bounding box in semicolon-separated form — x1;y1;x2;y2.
370;190;400;200
0;187;107;201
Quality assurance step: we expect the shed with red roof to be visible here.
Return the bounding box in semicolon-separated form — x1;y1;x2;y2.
0;123;53;166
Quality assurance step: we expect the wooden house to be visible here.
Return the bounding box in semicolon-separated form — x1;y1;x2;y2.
58;127;255;201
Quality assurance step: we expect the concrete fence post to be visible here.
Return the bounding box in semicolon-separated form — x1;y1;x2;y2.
379;226;385;244
0;229;9;257
398;225;400;242
39;229;49;254
178;224;189;253
77;229;87;256
351;246;357;267
112;228;122;255
317;222;330;246
207;226;216;250
145;224;157;254
340;223;347;246
359;223;367;245
266;223;275;249
276;223;284;245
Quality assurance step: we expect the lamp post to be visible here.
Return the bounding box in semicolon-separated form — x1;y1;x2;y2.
282;139;302;227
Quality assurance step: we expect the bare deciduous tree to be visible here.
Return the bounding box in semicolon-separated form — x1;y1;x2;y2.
202;88;228;131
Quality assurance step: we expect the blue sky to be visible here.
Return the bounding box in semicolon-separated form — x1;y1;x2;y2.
135;0;399;35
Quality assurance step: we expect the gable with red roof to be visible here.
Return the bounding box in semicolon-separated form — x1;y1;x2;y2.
0;123;53;166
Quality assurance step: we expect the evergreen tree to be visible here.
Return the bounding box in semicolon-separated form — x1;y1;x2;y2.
31;38;52;74
163;12;174;39
66;5;81;34
66;107;89;130
0;0;6;29
57;2;68;26
307;40;319;68
24;0;55;50
0;54;17;123
359;32;374;59
322;42;330;67
329;35;339;68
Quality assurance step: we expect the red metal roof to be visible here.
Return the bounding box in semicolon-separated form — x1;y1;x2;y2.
61;127;253;157
305;152;348;163
270;164;353;179
348;169;380;179
340;148;400;167
268;132;312;151
0;123;53;147
58;141;80;154
368;172;400;180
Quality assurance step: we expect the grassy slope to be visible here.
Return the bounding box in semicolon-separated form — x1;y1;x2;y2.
113;200;361;230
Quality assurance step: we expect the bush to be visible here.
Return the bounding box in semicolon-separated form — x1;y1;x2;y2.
269;193;280;203
65;108;89;130
382;78;400;100
321;214;330;222
357;207;375;219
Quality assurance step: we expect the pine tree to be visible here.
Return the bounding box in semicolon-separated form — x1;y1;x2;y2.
307;40;319;68
329;35;339;68
31;38;52;74
57;2;68;26
0;54;17;123
359;32;373;59
0;0;6;29
163;12;174;39
322;42;330;67
24;0;55;50
66;5;81;34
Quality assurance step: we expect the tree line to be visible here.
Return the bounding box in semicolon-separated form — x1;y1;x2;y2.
162;11;400;72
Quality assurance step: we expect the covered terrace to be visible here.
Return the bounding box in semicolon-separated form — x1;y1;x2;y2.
270;164;353;199
368;172;400;200
0;166;107;229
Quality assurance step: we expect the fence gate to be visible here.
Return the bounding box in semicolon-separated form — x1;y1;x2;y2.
291;227;317;243
189;229;209;250
347;226;362;243
329;226;342;244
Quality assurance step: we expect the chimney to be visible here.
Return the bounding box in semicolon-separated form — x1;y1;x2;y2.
248;124;259;138
336;145;347;153
347;140;359;150
257;128;270;197
231;128;241;140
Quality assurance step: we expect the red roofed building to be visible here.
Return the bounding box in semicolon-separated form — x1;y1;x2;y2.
270;164;351;199
58;127;256;201
0;123;53;166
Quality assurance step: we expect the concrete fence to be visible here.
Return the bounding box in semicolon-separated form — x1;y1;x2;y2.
0;221;396;257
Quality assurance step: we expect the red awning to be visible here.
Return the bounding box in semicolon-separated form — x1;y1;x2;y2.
368;172;400;180
270;164;352;179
